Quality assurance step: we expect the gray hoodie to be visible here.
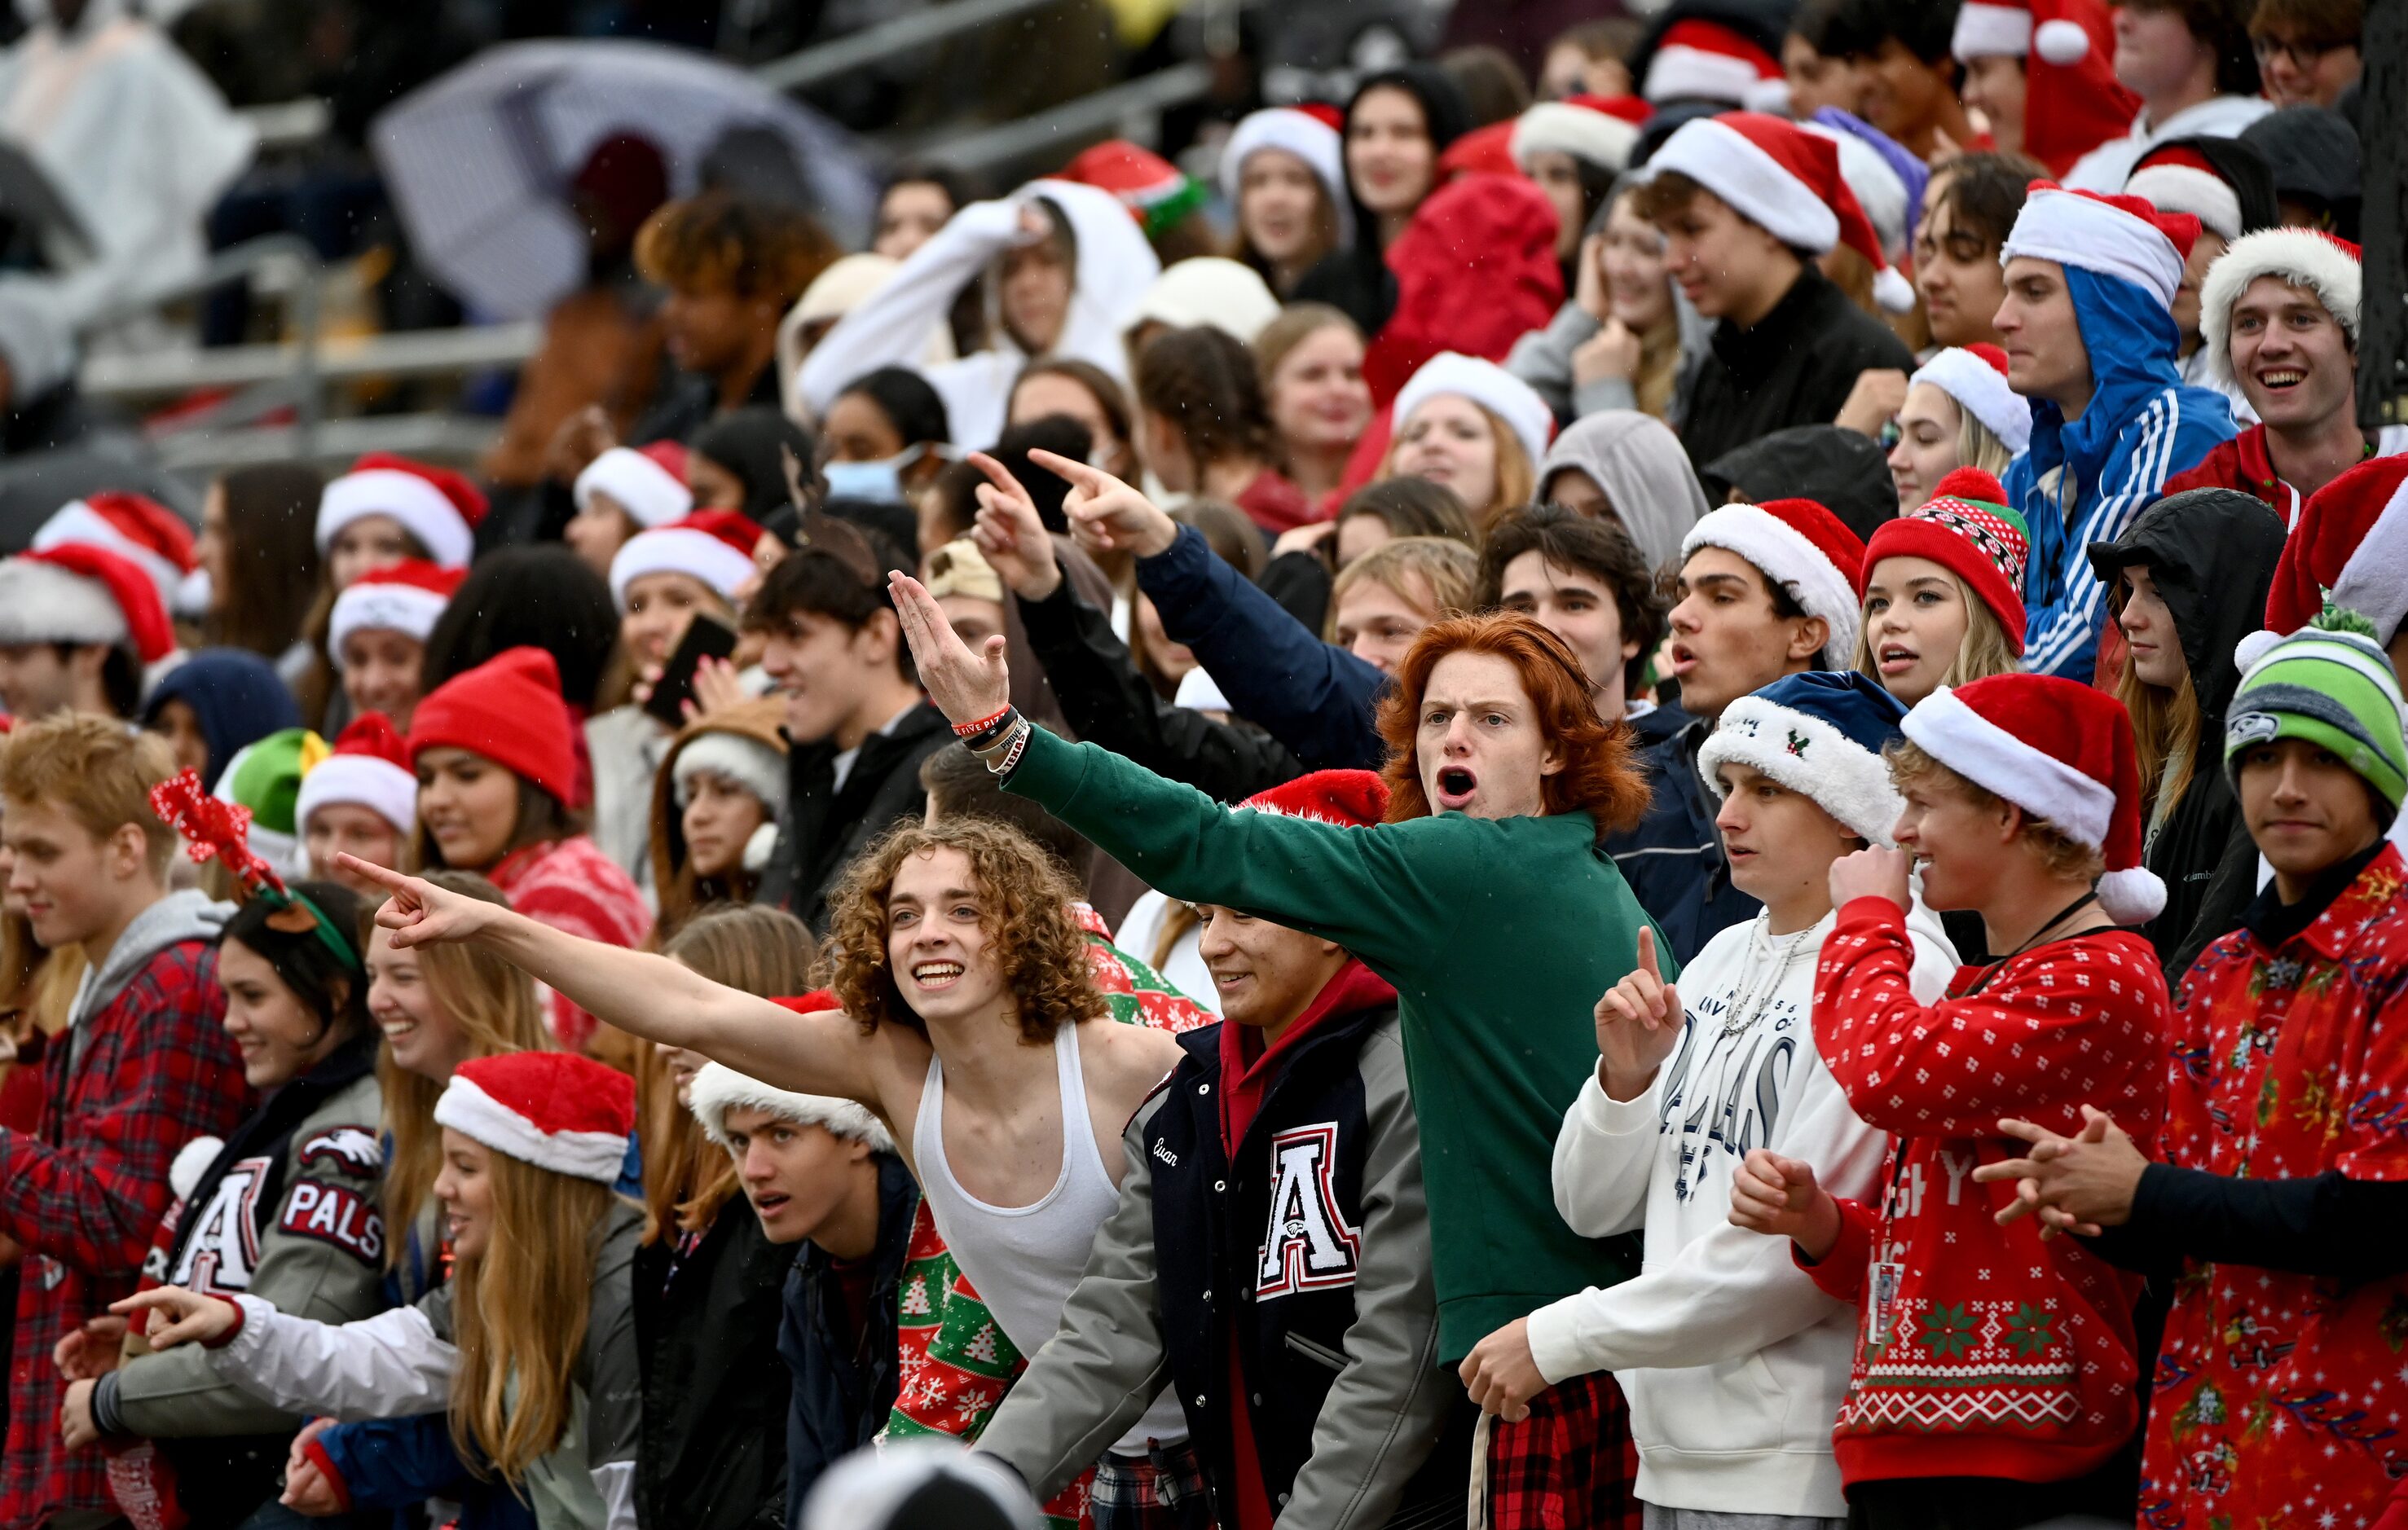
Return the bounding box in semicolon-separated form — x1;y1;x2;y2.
68;888;228;1066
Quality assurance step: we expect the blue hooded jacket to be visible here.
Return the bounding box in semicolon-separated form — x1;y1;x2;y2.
2003;265;2236;679
139;648;300;789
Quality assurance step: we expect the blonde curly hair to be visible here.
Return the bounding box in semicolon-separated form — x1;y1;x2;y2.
822;820;1104;1045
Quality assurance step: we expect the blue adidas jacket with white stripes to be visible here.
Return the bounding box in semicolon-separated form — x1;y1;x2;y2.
2004;264;2236;679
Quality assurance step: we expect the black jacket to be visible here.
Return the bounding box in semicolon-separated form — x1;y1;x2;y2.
1680;264;1916;473
1701;424;1900;544
2085;487;2287;981
761;701;952;933
780;1153;917;1528
979;987;1470;1528
635;1208;795;1530
1600;704;1760;964
1014;575;1304;803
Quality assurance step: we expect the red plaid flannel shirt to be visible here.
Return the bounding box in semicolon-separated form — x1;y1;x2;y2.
0;939;247;1525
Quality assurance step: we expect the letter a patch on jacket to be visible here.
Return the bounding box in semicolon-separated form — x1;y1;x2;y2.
1255;1124;1361;1298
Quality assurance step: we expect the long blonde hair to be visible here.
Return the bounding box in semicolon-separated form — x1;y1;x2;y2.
374;872;552;1269
447;1149;616;1483
1851;570;2020;697
2121;659;2203;830
1955;408;2015;479
644;905;817;1241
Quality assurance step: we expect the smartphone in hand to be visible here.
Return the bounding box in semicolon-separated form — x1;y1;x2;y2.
643;614;739;728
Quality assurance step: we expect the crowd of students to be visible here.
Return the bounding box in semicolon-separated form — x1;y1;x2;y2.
0;0;2400;1526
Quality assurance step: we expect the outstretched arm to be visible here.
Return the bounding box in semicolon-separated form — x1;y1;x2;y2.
338;857;883;1104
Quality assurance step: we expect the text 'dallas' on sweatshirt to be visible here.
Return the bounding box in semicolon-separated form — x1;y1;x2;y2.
1525;904;1956;1519
1800;896;2170;1488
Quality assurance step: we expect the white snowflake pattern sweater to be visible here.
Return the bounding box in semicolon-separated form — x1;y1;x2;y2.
1525;903;1957;1517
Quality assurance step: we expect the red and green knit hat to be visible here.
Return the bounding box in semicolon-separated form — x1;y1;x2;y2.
1861;467;2032;655
1058;139;1210;240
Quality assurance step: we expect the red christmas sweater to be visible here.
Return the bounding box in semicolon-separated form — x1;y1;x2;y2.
1801;896;2170;1487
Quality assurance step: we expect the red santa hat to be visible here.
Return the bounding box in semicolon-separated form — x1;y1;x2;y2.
1221;106;1353;245
2124;145;2244;242
1645;113;1916;312
0;543;174;663
1510;95;1648;175
2001;183;2199;311
1684;496;1867;662
434;1052;635;1182
1950;0;2137;177
1908;344;2032;455
294;712;416;837
607;509;758;613
407;646;579;808
317;454;491;570
1241;768;1390;827
328;560;465;665
1390;352;1554;471
2199;227;2361;389
573;442;693;530
1642;20;1789;112
2256;455;2408;653
1900;673;2165;923
1863;467;2033;655
33;492;195;608
1058;139;1207;237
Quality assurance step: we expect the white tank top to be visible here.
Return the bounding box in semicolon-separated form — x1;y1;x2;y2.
913;1021;1187;1453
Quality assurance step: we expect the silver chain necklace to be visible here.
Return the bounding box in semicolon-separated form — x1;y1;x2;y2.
1715;915;1821;1040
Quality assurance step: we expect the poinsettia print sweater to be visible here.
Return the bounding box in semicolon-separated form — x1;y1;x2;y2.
1800;895;2170;1488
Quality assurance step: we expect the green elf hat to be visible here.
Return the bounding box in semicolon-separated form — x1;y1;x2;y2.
2223;605;2408;820
213;728;328;881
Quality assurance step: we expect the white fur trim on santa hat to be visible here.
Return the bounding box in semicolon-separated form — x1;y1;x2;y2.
328;582;448;664
1391;352;1552;471
1901;684;2115;849
169;1137;224;1202
434;1073;628;1182
1682;505;1864;663
2001;187;2185;310
2331;471;2408;644
2199;227;2362;387
34;502;184;605
296;753;417;837
2095;866;2166;925
575;446;693;530
1511;101;1641;174
1698;693;1907;845
1953;0;2032;59
0;556;130;650
2124;161;2241;242
609;525;755;612
1644;40;1772;108
318;469;474;569
1910;349;2033;454
1221;108;1353;247
672;731;789;816
689;1062;895;1154
1647;117;1840;254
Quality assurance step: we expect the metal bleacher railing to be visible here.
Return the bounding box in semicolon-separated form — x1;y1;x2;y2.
75;5;1222;477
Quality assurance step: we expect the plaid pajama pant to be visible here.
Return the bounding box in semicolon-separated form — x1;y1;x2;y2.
1482;1370;1642;1530
1091;1438;1213;1530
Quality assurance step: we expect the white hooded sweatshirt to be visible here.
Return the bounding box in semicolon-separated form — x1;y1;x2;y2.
797;178;1158;451
1525;900;1957;1519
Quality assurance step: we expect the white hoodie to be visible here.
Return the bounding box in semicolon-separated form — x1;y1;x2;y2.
2062;92;2274;195
1525;902;1957;1518
797;178;1160;451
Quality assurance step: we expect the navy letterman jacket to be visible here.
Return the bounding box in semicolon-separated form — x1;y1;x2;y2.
978;995;1470;1528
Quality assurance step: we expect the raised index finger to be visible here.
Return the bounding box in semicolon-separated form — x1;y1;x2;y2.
1025;446;1113;492
1636;925;1659;983
965;451;1036;508
334;854;411;894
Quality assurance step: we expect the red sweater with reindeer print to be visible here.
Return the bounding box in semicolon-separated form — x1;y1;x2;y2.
1798;896;2170;1488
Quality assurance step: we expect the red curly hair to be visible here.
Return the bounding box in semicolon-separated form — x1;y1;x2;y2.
821;819;1105;1045
1375;612;1649;840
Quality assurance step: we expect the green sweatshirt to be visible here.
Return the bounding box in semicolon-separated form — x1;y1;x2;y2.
1008;728;1667;1361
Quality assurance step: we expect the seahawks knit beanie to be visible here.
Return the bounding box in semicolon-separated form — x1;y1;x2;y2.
2223;607;2408;820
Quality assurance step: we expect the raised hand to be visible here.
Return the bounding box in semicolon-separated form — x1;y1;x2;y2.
1730;1149;1842;1260
110;1286;240;1350
1592;925;1684;1101
336;856;507;950
1974;1106;2142;1238
1027;448;1179;560
1829;845;1912;914
966;451;1063;600
888;570;1010;728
